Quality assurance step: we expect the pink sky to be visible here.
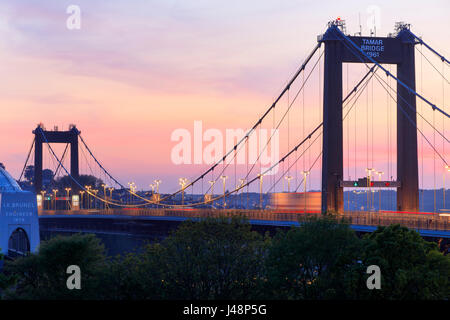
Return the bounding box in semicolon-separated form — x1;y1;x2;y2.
0;0;448;192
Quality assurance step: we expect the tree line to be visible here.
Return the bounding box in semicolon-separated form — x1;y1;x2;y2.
0;216;448;300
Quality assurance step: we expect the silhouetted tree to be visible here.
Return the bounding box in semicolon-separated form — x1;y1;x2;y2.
53;174;104;190
2;234;107;300
265;216;362;299
359;224;450;300
24;165;34;182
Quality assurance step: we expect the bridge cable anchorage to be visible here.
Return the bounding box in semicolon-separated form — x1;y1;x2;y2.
18;137;35;182
334;27;450;119
409;31;450;66
338;35;450;146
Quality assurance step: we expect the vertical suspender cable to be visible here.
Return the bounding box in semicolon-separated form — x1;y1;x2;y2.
434;108;436;212
420;46;424;211
443;60;446;209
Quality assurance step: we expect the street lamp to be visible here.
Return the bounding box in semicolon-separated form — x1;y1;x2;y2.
65;187;71;210
179;178;188;205
85;185;92;209
444;165;449;209
79;190;85;210
376;171;383;211
154;180;162;194
92;189;98;209
208;180;216;206
220;175;228;208
284;175;293;193
365;168;375;210
108;187;114;208
101;184;107;209
41;190;46;210
302;171;310;212
52;189;58;210
239;178;246;208
257;173;264;209
128;182;136;204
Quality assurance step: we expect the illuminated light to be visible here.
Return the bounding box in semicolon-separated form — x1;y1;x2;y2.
385;182;390;187
353;182;358;187
370;182;374;187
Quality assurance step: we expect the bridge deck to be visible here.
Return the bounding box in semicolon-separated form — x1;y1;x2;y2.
38;208;450;237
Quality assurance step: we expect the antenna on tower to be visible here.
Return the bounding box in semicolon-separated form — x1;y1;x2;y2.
358;12;362;36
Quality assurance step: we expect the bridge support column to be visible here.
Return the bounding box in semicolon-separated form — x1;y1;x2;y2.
32;125;80;194
34;132;43;194
396;30;419;212
321;31;344;214
70;129;80;193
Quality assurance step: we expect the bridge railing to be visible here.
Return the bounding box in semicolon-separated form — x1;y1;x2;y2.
38;208;449;231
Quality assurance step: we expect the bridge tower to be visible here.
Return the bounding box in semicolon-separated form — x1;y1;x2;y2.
33;124;80;193
319;21;419;213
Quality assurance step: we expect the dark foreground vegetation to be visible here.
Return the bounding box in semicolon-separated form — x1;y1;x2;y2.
0;216;448;300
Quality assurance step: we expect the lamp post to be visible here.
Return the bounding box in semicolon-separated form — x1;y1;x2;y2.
239;178;246;208
154;180;161;194
220;175;228;208
285;175;293;193
127;182;132;204
85;185;92;209
101;184;107;209
179;178;188;205
41;190;46;210
52;189;58;210
444;166;450;209
92;189;98;209
302;171;310;212
108;187;114;209
128;182;136;204
376;171;383;211
65;187;71;210
257;173;264;209
365;168;375;210
208;180;216;206
79;191;85;210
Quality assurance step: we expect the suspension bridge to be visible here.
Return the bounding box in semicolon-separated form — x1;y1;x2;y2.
7;19;450;256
